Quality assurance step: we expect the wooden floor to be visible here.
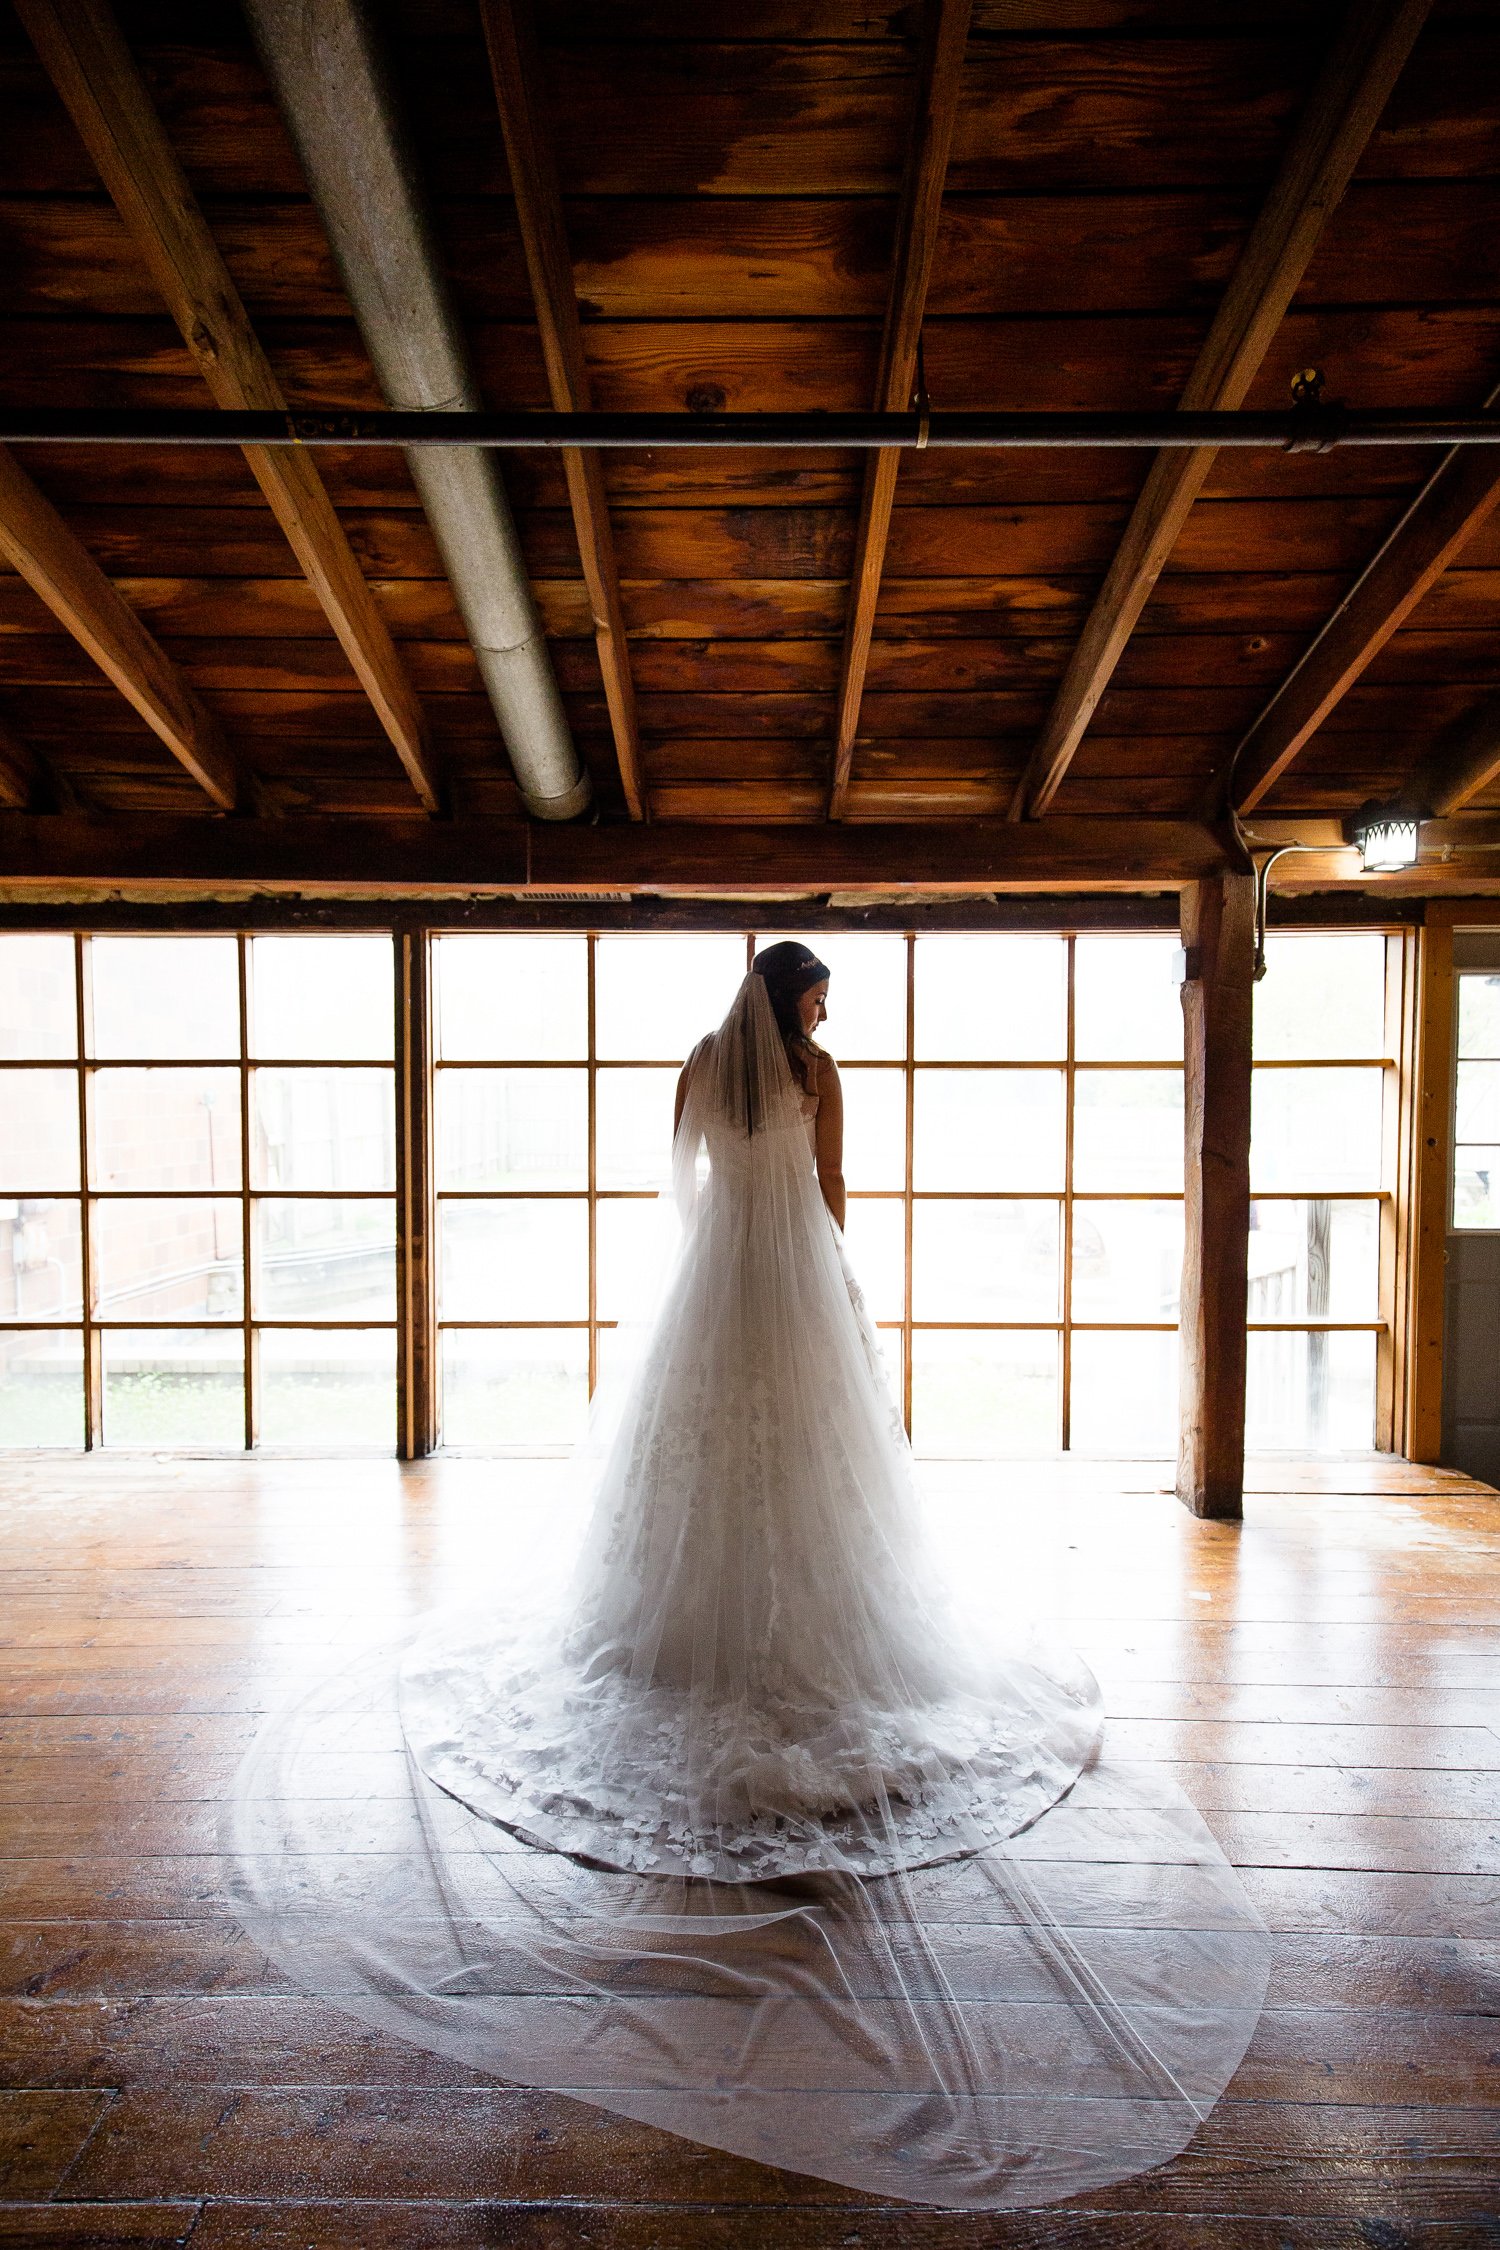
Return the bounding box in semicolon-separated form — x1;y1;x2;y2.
0;1449;1497;2247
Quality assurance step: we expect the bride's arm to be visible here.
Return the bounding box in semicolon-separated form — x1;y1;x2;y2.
814;1055;846;1229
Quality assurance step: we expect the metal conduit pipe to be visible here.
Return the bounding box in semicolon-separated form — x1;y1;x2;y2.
244;0;590;821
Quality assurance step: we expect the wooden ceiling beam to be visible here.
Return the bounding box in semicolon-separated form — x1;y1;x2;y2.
1233;427;1500;813
1008;0;1434;822
827;0;972;821
1400;692;1500;818
479;0;646;822
0;445;237;808
15;0;441;814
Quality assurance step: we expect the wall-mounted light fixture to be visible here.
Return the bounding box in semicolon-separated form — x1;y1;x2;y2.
1350;810;1421;872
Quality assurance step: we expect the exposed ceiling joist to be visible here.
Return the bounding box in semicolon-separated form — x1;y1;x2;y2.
479;0;646;822
827;0;972;822
1401;693;1500;818
0;444;237;808
1008;0;1434;823
15;0;442;814
0;714;44;811
1233;424;1500;812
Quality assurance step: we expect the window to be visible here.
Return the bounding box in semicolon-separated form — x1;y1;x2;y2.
0;932;395;1450
1453;970;1500;1229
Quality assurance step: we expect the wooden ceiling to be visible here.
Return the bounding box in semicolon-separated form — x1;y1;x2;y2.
0;0;1498;852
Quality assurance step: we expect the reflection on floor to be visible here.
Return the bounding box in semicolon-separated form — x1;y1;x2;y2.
0;1450;1497;2244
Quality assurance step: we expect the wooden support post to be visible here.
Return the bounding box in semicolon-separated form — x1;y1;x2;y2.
396;924;437;1459
1177;874;1255;1519
1406;910;1455;1463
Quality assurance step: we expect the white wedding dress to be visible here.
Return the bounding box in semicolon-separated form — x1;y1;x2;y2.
227;974;1269;2210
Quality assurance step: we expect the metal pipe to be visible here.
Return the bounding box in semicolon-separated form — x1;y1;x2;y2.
241;0;589;821
5;407;1499;450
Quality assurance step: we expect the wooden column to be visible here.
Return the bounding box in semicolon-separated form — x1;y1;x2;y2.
396;924;438;1459
1177;874;1256;1519
1406;910;1456;1463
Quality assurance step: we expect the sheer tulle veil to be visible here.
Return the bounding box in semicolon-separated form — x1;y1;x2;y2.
226;964;1269;2210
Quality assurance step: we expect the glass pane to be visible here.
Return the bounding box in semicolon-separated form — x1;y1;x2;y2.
440;1327;589;1449
89;936;239;1059
1071;1200;1183;1322
910;1329;1059;1457
596;1197;675;1321
1246;1329;1376;1451
1458;972;1500;1060
1256;933;1388;1060
253;1199;395;1320
438;1198;588;1320
759;933;906;1059
1248;1199;1380;1320
249;934;393;1060
89;1068;241;1192
842;1199;905;1322
251;1068;394;1190
596;1068;676;1189
595;935;746;1060
1072;1071;1184;1192
0;1327;83;1446
1251;1067;1384;1192
841;1068;907;1190
1456;1060;1500;1144
434;934;587;1061
913;1069;1064;1190
1069;1330;1177;1455
914;935;1066;1061
1074;936;1183;1062
912;1200;1060;1321
93;1197;242;1320
0;936;76;1058
0;1070;79;1190
1454;1147;1500;1230
258;1327;395;1449
0;1196;82;1321
100;1328;244;1449
438;1068;587;1190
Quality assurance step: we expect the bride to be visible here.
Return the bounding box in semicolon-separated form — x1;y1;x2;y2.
229;940;1269;2211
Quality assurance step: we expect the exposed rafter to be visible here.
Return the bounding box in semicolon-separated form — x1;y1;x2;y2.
826;0;972;821
479;0;646;822
1008;0;1434;822
0;444;237;808
16;0;442;814
1233;408;1500;812
1401;692;1500;818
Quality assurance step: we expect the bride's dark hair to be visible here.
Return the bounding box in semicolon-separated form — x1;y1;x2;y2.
752;940;831;1091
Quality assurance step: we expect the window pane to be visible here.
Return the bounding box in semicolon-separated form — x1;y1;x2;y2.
249;935;393;1060
0;1070;79;1190
1069;1330;1177;1455
1071;1200;1183;1321
438;1068;587;1190
915;936;1065;1060
1454;1147;1500;1230
1255;933;1388;1060
251;1068;394;1190
595;935;745;1060
0;936;76;1058
89;1068;241;1192
1456;1060;1500;1144
1246;1329;1376;1451
253;1198;395;1319
1458;972;1500;1060
912;1200;1059;1321
100;1328;243;1449
842;1199;905;1321
1;1196;82;1322
93;1197;242;1320
438;1198;588;1320
258;1328;395;1449
913;1069;1064;1190
435;935;587;1061
596;1068;676;1190
89;937;238;1059
1073;936;1183;1062
441;1328;589;1448
1072;1070;1183;1192
1248;1199;1380;1319
0;1327;83;1447
761;933;906;1059
911;1330;1058;1457
1251;1067;1384;1192
838;1068;905;1190
596;1196;682;1323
